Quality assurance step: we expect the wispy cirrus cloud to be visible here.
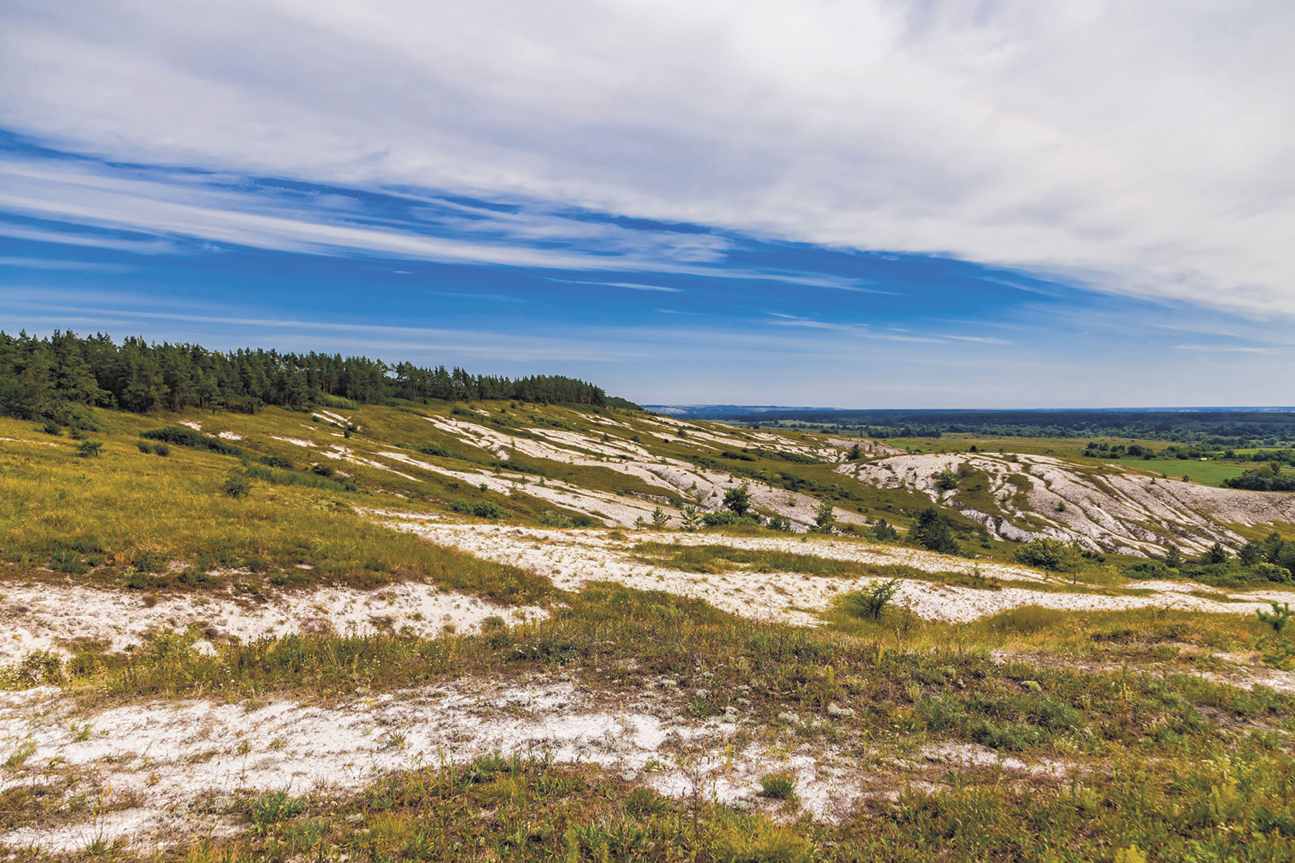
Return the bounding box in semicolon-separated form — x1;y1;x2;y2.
1;0;1291;316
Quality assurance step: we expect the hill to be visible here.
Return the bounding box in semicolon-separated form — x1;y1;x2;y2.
2;341;1295;858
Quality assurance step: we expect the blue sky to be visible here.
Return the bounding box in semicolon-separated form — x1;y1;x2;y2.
1;1;1292;407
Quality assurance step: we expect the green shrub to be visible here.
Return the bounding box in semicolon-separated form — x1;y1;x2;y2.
259;455;293;469
703;510;763;528
75;440;103;458
1013;538;1082;572
38;419;62;436
845;578;902;621
471;501;506;519
223;471;252;499
153;443;170;456
1257;602;1292;634
1250;562;1292;584
251;790;305;830
141;426;241;456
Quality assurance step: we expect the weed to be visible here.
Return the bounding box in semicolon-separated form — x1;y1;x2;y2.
758;772;798;800
3;741;36;770
250;790;305;830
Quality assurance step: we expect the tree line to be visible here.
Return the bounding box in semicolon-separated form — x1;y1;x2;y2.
0;330;610;421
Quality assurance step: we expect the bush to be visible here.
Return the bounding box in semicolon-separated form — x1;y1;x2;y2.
471;501;506;519
223;471;252;499
702;510;763;528
450;499;506;519
1014;538;1083;573
152;443;170;456
38;419;62;436
259;455;293;469
141;426;241;456
1123;559;1174;579
846;578;902;621
768;515;792;532
75;440;103;458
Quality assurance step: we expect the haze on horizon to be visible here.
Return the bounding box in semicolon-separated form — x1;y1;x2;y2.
1;0;1292;409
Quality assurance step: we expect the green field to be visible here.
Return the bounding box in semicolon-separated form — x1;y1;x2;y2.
1099;457;1251;488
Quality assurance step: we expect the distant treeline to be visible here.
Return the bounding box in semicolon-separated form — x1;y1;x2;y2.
729;409;1295;447
0;330;616;421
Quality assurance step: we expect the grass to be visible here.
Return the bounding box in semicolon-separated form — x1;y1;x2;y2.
3;577;1295;858
0;414;553;600
6;405;1295;858
57;740;1295;862
1101;457;1251;488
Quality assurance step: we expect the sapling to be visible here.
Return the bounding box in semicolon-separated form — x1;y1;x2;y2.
1257;602;1291;634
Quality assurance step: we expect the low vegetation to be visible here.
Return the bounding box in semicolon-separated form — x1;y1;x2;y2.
4;330;1295;859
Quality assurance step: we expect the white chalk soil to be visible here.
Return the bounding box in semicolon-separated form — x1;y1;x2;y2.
0;675;1074;852
0;580;543;666
847;452;1295;556
383;522;1295;626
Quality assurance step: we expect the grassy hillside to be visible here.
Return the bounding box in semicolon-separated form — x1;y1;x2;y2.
4;398;1295;860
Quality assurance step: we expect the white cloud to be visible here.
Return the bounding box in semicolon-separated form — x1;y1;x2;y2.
0;1;1292;315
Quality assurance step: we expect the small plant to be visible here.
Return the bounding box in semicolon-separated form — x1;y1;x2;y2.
4;741;37;770
847;578;902;621
1257;602;1292;634
758;772;798;800
679;505;703;532
50;550;89;575
768;515;792;532
75;440;103;458
259;455;292;469
1014;538;1083;573
38;419;62;436
251;790;305;830
223;471;252;499
870;519;899;541
651;506;671;528
812;497;835;533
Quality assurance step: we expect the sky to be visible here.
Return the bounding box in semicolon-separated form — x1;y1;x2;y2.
1;0;1292;408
